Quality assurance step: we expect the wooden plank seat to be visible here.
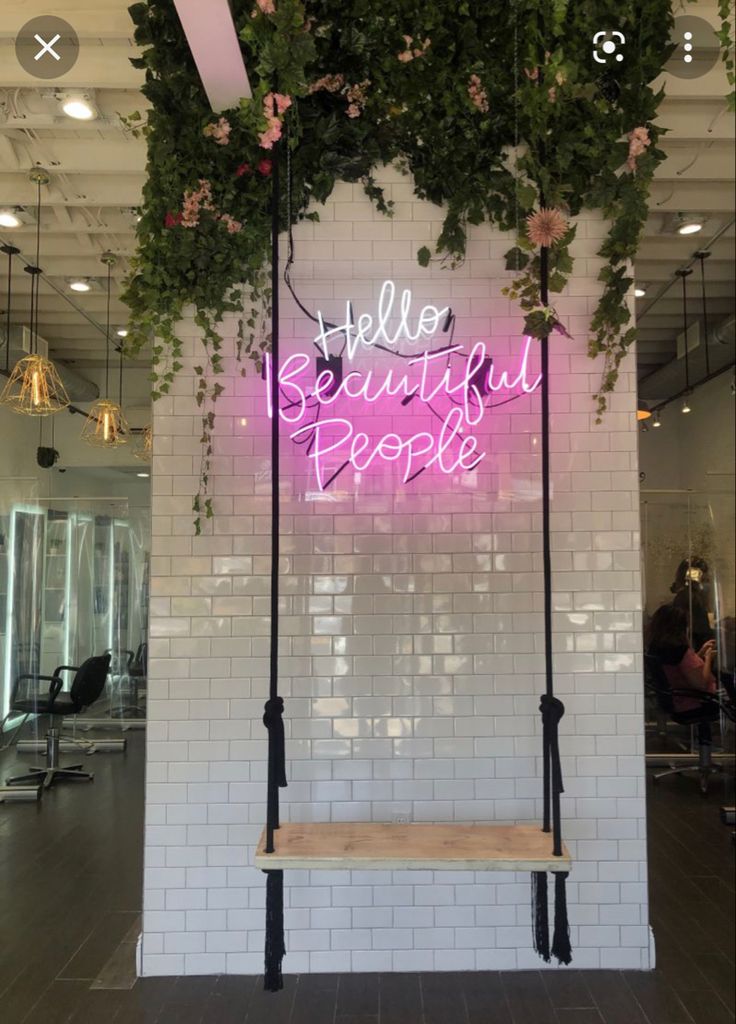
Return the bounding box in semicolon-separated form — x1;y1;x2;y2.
255;822;571;873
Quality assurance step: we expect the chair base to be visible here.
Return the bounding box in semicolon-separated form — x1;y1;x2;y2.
5;727;95;789
6;765;94;790
652;762;723;795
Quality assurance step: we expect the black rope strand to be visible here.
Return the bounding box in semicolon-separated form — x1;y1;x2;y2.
533;239;572;965
263;115;287;995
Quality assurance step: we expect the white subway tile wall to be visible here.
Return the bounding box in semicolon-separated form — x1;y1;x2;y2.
142;164;647;976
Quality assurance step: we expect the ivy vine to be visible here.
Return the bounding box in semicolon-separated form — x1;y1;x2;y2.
124;0;695;527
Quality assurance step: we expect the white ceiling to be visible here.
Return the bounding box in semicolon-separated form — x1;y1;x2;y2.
0;1;733;396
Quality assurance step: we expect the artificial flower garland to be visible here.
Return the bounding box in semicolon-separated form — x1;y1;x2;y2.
124;0;683;529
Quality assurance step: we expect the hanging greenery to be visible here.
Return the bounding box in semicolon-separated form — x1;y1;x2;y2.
124;0;680;530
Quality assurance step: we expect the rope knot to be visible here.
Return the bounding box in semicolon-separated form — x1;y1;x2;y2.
539;693;566;800
263;697;287;790
263;696;285;729
539;693;565;727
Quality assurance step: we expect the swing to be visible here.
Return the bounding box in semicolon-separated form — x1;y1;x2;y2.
257;141;573;993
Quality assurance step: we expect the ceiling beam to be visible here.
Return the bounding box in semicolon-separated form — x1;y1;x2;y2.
173;0;251;112
0;41;144;90
0;2;137;40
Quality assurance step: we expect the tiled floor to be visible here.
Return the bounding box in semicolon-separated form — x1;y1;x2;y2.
0;729;733;1023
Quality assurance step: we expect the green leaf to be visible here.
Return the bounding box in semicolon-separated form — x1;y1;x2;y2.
417;246;432;268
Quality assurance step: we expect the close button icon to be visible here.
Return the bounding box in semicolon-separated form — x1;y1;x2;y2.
16;16;79;79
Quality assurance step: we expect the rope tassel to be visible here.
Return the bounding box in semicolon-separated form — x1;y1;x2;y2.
264;870;285;991
531;870;550;962
552;871;572;965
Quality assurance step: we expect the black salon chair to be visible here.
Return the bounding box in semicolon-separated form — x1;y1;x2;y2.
6;653;111;789
645;653;732;795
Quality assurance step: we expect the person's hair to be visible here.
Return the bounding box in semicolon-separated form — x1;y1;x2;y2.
670;556;708;593
647;603;690;652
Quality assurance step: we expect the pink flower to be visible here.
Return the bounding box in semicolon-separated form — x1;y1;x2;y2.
626;125;651;172
235;162;252;177
308;73;345;94
258;118;282;149
218;213;242;234
343;79;370;118
398;35;430;62
203;117;231;145
256;0;275;12
526;207;568;248
468;74;489;113
263;91;292;117
275;93;291;115
547;86;557;103
524;67;539;81
257;158;273;176
181;179;214;228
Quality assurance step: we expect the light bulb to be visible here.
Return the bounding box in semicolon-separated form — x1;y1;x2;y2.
653;413;661;428
103;410;111;441
239;417;248;427
634;287;646;298
61;97;96;121
69;279;90;292
31;370;41;406
677;216;703;236
682;398;691;414
116;328;128;338
136;471;149;478
0;209;21;228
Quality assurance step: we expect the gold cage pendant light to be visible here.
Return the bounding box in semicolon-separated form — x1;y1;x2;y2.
0;168;70;416
81;252;130;447
133;424;153;462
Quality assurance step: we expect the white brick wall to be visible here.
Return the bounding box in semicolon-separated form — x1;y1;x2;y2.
141;164;648;975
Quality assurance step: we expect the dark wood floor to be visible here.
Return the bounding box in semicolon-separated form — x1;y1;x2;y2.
0;731;733;1024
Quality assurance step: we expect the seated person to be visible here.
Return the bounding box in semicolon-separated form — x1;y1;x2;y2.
646;603;717;715
670;557;713;653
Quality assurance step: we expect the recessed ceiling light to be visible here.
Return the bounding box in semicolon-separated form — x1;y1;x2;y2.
634;287;646;298
59;91;98;121
676;215;703;236
68;278;91;292
0;208;21;228
116;328;128;338
136;471;150;478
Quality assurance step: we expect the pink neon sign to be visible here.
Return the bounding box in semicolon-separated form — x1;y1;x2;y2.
265;281;541;489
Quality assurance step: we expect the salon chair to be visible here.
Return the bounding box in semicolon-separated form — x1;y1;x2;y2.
6;653;111;789
645;653;733;796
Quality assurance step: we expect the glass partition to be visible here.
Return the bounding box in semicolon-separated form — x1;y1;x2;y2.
0;494;150;731
641;487;735;804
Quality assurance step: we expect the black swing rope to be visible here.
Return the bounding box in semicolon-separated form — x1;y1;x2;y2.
532;243;572;967
262;123;288;993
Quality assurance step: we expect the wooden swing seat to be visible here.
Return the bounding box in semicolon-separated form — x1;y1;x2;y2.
255;822;571;872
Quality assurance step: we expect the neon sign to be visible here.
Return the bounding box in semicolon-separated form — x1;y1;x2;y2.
265;281;541;489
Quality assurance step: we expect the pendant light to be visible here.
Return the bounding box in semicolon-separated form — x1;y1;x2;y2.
0;168;70;415
81;252;129;446
133;424;153;462
676;267;693;413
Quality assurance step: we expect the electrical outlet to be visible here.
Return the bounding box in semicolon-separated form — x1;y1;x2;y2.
392;814;411;825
